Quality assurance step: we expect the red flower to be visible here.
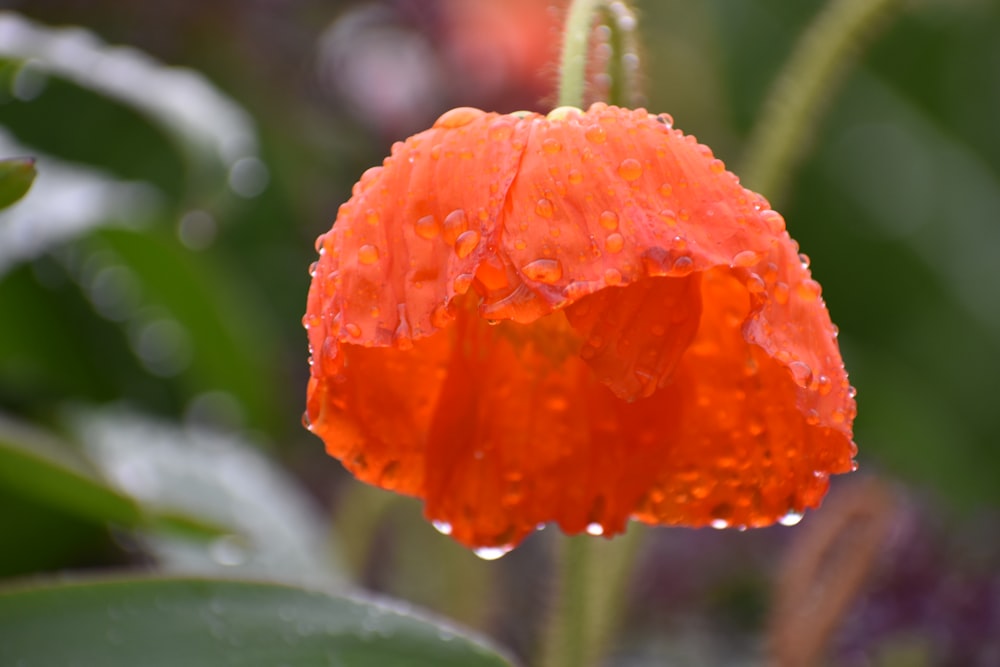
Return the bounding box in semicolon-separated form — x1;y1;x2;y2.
304;104;857;552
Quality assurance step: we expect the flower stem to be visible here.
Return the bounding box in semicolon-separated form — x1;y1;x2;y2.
539;523;647;667
557;0;640;109
740;0;904;203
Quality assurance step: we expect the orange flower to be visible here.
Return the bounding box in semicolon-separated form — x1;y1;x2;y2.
304;103;857;553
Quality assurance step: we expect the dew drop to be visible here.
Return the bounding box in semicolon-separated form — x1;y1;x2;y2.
847;386;858;399
672;256;694;275
365;209;380;226
301;411;312;431
454;230;481;258
708;159;726;174
659;209;678;226
799;253;811;269
732;250;758;268
344;322;362;338
617;158;643;181
489;119;514;141
308;261;318;277
746;273;766;294
542;138;562;154
414;215;440;240
659;183;673;198
535;198;555;219
817;375;832;396
434;106;485;129
760;209;785;234
598;210;619;231
453;273;474;293
585;522;604;536
431;303;455;328
584;124;607;143
710;519;729;530
442;209;468;244
473;545;513;561
358;244;379;265
796;279;821;301
568;169;583;184
774;282;790;305
604;232;625;253
432;520;453;536
778;511;804;527
521;258;563;283
788;361;813;388
604;268;622;285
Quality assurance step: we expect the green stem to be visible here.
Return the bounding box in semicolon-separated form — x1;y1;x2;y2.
740;0;904;203
557;0;640;109
539;523;647;667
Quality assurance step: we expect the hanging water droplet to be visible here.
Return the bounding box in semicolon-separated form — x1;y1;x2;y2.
454;230;481;258
432;520;453;536
357;244;379;265
799;253;811;269
778;511;804;527
788;361;813;388
710;519;729;530
473;545;513;561
672;256;694;275
585;522;604;536
617;158;643;181
301;411;312;430
521;258;563;283
308;261;318;277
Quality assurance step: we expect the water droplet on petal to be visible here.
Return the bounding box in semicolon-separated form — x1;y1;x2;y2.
710;519;729;530
474;545;513;561
732;250;758;268
796;279;821;301
779;511;804;527
604;268;622;285
365;209;380;226
454;230;481;258
760;209;786;233
542;138;562;154
585;124;607;143
799;253;811;269
301;411;312;430
568;169;583;184
414;215;440;240
618;158;643;181
522;258;563;283
709;159;726;174
774;282;790;305
659;183;673;197
442;209;468;244
599;210;619;231
432;520;453;535
434;106;485;129
431;303;455;328
672;256;694;275
788;361;813;388
848;386;858;399
585;522;604;536
489;118;514;141
535;198;555;219
358;244;379;265
344;322;362;338
604;233;624;253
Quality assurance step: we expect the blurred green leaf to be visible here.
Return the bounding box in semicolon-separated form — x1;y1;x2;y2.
0;413;142;526
0;156;34;210
0;11;261;199
75;410;345;589
0;576;516;667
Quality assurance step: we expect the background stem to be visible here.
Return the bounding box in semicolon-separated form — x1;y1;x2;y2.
739;0;904;203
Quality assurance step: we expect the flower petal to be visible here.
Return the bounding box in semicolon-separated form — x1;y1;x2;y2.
305;103;857;550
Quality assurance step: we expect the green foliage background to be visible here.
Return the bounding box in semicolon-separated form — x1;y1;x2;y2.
0;0;998;665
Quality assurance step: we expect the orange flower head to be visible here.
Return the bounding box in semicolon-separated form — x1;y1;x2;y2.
304;104;857;553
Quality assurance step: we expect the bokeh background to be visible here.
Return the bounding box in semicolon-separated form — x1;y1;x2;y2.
1;0;999;665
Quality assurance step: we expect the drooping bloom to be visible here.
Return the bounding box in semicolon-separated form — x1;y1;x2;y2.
304;103;857;552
